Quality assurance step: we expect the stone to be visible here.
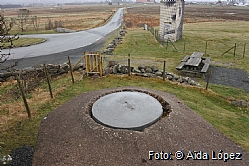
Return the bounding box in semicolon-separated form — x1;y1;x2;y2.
167;74;173;80
132;68;141;73
113;65;118;74
138;64;145;70
173;74;180;80
240;100;248;108
190;80;197;86
140;69;145;73
55;28;76;33
232;101;240;107
108;61;118;67
119;65;129;74
147;73;156;78
61;64;69;72
155;71;162;76
178;76;183;83
145;68;153;73
151;66;159;72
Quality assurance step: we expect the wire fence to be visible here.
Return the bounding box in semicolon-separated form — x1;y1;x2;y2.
146;25;248;59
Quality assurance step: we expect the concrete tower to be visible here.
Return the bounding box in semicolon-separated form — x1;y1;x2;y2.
159;0;184;42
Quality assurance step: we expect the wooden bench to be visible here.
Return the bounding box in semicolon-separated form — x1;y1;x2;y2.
202;57;211;64
176;62;185;70
201;63;210;73
190;52;204;58
181;55;190;62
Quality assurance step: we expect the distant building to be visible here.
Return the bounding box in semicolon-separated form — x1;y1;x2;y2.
136;0;155;4
159;0;184;42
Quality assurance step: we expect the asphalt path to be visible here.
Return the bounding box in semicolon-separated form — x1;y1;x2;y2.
1;8;123;70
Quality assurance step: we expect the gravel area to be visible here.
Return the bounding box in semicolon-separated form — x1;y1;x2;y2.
9;145;33;166
207;66;249;92
32;87;249;165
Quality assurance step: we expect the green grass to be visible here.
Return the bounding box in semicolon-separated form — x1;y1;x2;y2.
1;38;45;49
113;21;249;74
1;21;249;158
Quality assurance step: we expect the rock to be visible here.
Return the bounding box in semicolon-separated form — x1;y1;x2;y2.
232;101;240;107
119;65;129;74
145;68;153;73
155;71;162;76
178;76;183;83
167;74;173;80
182;77;190;82
104;67;113;75
227;96;236;101
113;65;118;74
151;66;159;72
240;100;248;108
138;64;145;70
55;28;76;33
73;63;84;71
108;61;118;67
140;69;145;73
173;74;180;80
61;64;69;72
147;73;156;77
133;68;141;73
189;80;197;86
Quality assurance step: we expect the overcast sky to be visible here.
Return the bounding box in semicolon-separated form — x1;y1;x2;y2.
1;0;217;5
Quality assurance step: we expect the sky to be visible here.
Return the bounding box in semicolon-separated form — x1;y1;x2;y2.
0;0;217;5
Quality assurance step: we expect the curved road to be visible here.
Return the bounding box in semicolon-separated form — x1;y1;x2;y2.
1;8;123;69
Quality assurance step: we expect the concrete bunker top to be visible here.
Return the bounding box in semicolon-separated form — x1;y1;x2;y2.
91;91;164;131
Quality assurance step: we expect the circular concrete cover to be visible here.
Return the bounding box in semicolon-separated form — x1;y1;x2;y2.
92;91;163;130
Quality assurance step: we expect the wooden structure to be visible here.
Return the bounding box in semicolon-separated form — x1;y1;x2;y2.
84;52;103;77
176;52;211;77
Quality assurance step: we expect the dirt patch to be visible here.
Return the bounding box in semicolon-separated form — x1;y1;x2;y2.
33;87;249;165
124;5;249;28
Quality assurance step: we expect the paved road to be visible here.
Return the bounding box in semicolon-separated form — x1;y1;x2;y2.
2;8;123;60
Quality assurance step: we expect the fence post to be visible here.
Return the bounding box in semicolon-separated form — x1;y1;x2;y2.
163;60;166;81
234;43;236;57
243;43;246;58
128;53;131;76
43;64;53;99
68;56;74;84
183;38;186;53
205;40;208;55
205;68;212;90
16;75;31;119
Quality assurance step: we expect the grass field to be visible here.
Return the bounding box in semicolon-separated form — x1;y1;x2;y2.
0;4;249;162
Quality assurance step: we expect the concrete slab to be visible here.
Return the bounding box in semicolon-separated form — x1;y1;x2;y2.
92;91;163;131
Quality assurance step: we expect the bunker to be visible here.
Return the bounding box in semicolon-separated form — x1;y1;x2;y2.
91;90;170;131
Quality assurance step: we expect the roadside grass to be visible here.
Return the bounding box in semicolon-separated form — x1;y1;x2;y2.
1;20;249;157
1;38;45;49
